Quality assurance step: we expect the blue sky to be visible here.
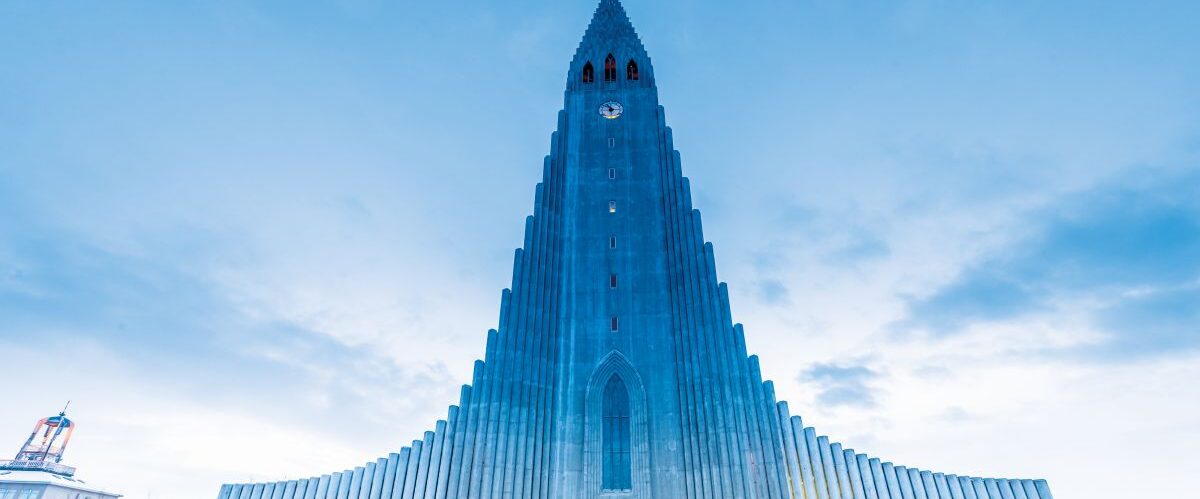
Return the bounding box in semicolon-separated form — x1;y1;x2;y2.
2;1;1198;497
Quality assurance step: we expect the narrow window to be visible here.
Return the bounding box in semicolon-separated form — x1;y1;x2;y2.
609;201;616;213
609;235;617;249
602;376;632;491
609;273;617;288
582;62;595;83
608;137;615;148
608;168;616;179
627;59;639;80
610;315;619;332
604;54;617;82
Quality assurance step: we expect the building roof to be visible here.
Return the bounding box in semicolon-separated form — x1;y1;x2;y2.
0;469;121;496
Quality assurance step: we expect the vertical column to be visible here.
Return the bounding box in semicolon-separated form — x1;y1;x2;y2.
380;454;400;499
855;455;879;499
336;470;353;499
830;443;854;499
970;478;989;499
323;473;341;499
881;463;902;499
1034;480;1052;499
312;475;330;499
791;418;819;499
869;458;891;499
934;473;951;498
983;478;1002;499
956;477;976;499
805;428;831;499
920;471;939;499
775;404;804;497
908;469;927;499
945;475;965;499
403;440;425;499
414;432;437;499
358;463;375;499
446;385;474;499
389;448;412;499
891;466;914;499
996;479;1018;499
818;436;842;499
435;409;459;499
369;458;387;499
423;422;448;499
844;449;865;499
349;467;365;499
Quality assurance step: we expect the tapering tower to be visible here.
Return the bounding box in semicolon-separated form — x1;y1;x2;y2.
219;2;1054;498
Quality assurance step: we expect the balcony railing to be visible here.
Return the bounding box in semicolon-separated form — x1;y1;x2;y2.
0;459;77;476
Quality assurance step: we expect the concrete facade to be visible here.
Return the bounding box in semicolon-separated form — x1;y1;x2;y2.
219;1;1053;498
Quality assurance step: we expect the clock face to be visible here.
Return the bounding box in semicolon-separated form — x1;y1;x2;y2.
599;101;624;119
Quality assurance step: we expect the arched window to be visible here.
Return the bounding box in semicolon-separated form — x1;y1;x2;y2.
582;62;595;83
626;59;639;80
602;375;632;491
604;54;617;82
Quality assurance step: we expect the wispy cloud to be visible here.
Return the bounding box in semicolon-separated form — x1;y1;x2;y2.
800;362;881;409
898;169;1200;357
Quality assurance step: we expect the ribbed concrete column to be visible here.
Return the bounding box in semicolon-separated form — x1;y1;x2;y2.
856;454;879;499
892;466;914;499
830;443;854;499
908;469;927;499
845;450;865;498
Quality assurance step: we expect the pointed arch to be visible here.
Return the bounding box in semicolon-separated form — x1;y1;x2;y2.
601;376;631;491
584;351;650;498
604;53;617;81
582;61;595;83
626;59;639;80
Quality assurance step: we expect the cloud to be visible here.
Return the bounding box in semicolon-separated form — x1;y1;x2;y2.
898;169;1200;356
755;278;790;305
800;362;881;409
1094;285;1200;356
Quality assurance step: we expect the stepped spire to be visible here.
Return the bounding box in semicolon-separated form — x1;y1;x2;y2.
581;0;640;47
570;0;653;89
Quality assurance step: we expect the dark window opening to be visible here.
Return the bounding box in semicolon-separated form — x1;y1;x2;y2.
602;376;632;490
608;138;615;148
627;60;639;80
582;62;595;83
610;235;617;249
610;316;619;332
610;273;618;288
604;54;617;82
608;168;616;179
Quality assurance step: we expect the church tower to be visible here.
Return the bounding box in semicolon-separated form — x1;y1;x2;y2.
219;2;1053;498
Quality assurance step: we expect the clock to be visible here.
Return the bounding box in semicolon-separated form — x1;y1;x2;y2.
599;101;624;119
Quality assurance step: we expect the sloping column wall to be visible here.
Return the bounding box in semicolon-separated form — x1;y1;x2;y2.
217;111;1053;499
217;111;1054;499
